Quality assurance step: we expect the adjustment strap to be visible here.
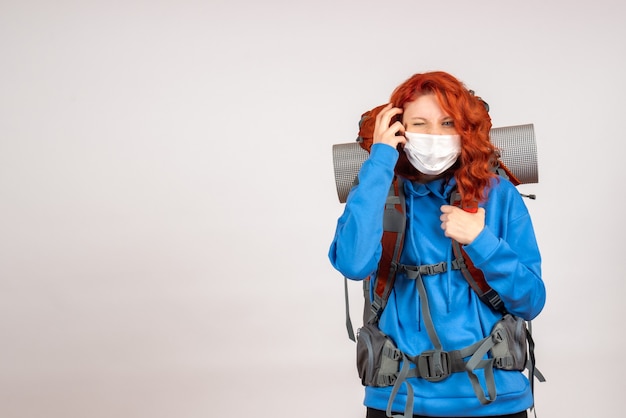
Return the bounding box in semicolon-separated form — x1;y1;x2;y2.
464;330;499;404
466;360;497;405
415;271;443;353
386;356;414;418
414;270;449;384
344;277;356;342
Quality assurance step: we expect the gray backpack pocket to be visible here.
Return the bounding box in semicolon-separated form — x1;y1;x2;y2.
490;314;528;371
356;323;401;387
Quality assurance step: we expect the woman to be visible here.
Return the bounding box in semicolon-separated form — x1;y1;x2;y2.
328;71;546;418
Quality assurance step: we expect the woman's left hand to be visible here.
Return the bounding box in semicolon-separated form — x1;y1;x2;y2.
439;205;485;245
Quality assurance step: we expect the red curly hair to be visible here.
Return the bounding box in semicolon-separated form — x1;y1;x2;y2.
389;71;498;208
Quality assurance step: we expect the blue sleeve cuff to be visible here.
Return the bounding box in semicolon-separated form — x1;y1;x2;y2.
463;226;499;267
370;142;399;162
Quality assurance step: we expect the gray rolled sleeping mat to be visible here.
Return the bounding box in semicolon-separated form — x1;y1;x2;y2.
332;124;538;203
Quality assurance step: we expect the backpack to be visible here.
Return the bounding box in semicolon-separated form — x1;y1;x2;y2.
332;108;544;417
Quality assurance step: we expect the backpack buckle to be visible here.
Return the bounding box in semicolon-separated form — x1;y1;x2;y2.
422;262;447;275
416;350;451;382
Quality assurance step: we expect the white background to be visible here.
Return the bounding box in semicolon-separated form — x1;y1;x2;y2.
1;1;624;417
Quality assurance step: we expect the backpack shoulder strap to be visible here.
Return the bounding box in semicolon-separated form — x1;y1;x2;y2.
368;177;406;322
344;176;406;340
449;189;507;314
451;239;506;313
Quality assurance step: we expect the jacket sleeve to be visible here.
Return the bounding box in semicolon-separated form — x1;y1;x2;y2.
328;144;399;280
462;181;546;320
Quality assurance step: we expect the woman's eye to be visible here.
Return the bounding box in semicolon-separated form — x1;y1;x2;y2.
442;120;455;127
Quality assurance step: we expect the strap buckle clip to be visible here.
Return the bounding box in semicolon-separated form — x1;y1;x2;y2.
422;262;447;275
416;350;451;382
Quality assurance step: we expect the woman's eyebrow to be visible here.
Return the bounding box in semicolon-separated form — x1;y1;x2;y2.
406;116;452;121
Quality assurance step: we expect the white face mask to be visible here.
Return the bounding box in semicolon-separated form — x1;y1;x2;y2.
403;132;461;175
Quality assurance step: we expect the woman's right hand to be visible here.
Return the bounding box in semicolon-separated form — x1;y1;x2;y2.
373;103;406;149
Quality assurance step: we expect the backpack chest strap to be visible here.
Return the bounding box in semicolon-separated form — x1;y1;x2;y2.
396;253;506;314
394;260;462;280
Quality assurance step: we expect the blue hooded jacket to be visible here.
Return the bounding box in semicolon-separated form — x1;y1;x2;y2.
329;143;546;416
